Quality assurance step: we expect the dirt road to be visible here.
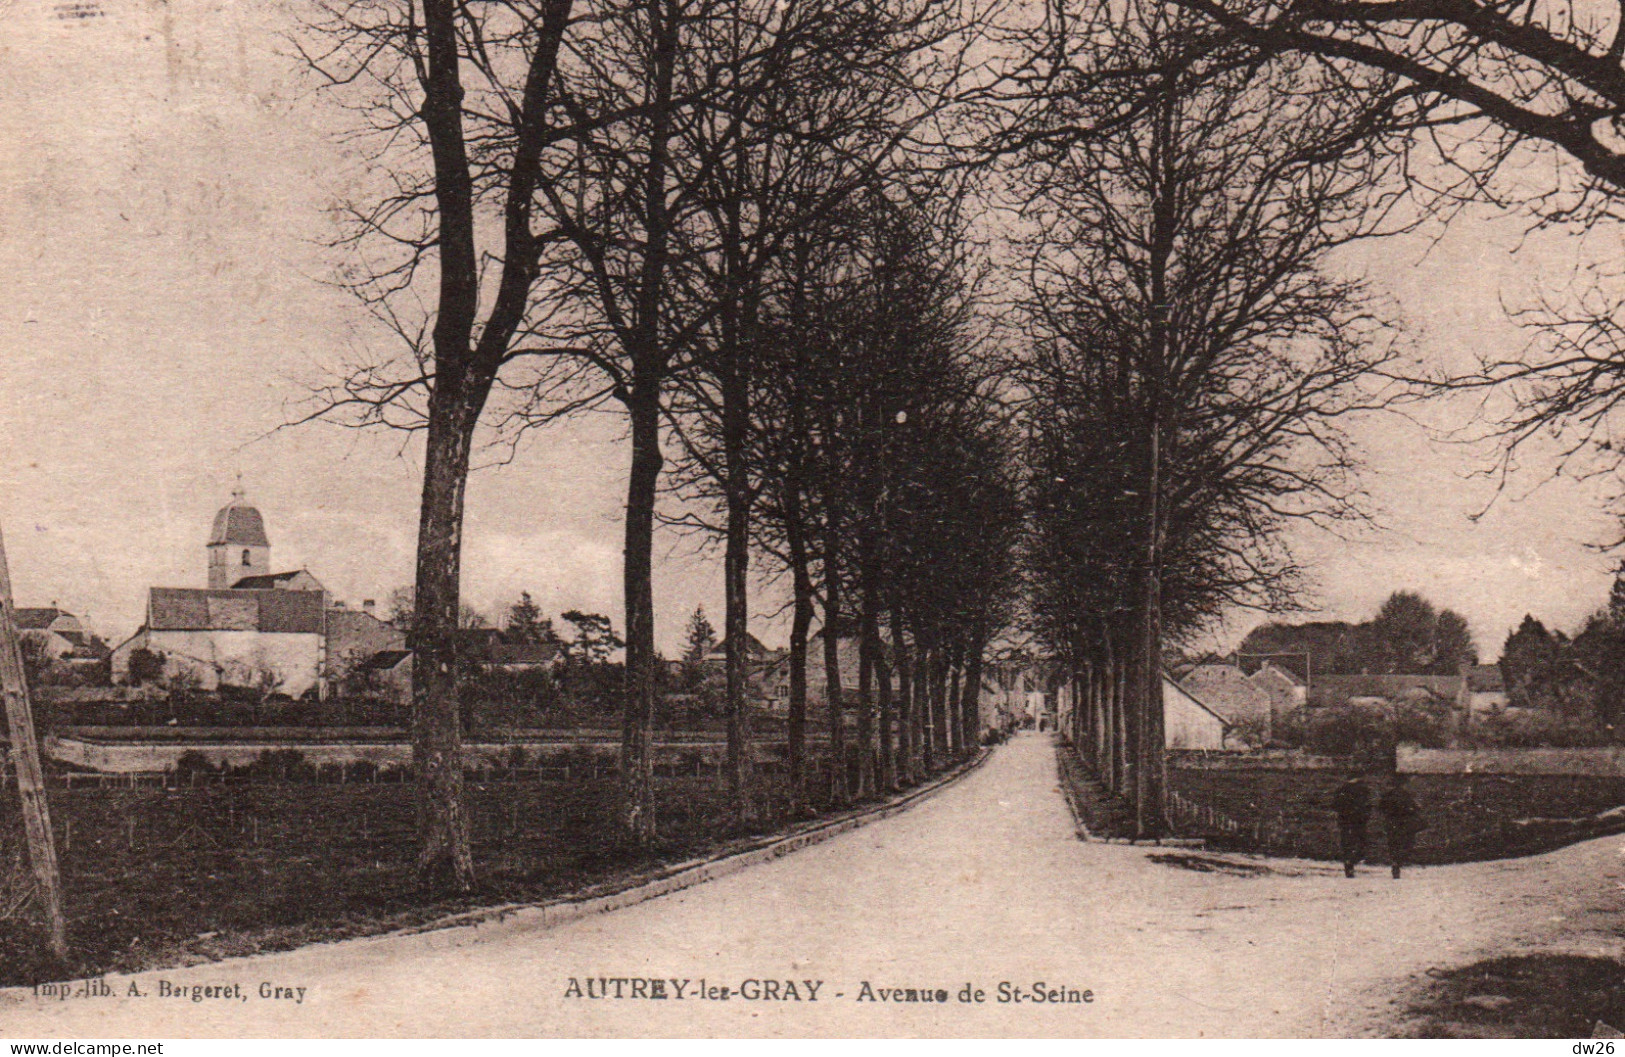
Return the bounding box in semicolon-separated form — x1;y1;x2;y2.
4;732;1623;1037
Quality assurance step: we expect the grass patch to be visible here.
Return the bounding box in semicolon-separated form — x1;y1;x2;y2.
1145;852;1273;876
0;760;925;988
1400;954;1625;1038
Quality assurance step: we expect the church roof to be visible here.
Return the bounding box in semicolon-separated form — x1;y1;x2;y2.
209;496;269;548
231;570;315;590
148;588;323;634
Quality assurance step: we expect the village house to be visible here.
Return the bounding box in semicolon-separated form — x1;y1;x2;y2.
1250;660;1308;720
759;630;860;715
112;586;328;696
13;607;108;668
1177;658;1311;741
754;631;1017;733
355;631;564;708
1162;675;1239;750
357;649;414;707
1307;673;1468;711
1059;672;1241;750
1179;663;1273;732
1465;663;1509;714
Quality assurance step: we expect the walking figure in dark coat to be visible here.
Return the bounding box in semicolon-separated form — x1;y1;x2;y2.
1331;775;1371;877
1379;773;1422;879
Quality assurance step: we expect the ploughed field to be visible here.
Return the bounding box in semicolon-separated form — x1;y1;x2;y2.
0;764;853;988
1168;766;1625;863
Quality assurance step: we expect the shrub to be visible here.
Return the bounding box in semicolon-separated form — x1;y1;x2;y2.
127;648;166;686
1276;701;1453;759
1467;708;1616;748
565;744;604;777
251;749;309;782
172;750;218;780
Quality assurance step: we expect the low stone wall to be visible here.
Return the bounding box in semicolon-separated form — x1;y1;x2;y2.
1398;745;1625;777
1169;762;1625;864
1166;749;1348;771
45;732;791;774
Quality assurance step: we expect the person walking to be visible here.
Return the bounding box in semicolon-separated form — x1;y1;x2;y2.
1331;775;1371;877
1379;772;1423;879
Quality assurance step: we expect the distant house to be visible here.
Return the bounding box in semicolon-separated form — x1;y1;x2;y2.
358;649;414;707
756;635;847;715
1251;660;1308;719
1164;675;1239;750
13;607;106;667
701;634;782;676
1309;673;1466;711
1465;664;1509;714
487;640;563;672
326;603;407;678
982;657;1039;731
1179;663;1273;732
352;631;560;708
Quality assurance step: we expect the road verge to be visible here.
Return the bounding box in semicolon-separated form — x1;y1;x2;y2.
405;747;994;944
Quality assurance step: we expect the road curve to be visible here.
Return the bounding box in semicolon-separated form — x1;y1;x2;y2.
5;732;1625;1038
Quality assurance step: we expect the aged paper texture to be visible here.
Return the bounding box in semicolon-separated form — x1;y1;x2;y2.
5;0;1625;1041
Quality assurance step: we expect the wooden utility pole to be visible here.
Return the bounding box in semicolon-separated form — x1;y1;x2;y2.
0;519;68;961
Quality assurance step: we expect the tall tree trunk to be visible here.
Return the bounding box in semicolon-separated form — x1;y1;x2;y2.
914;631;932;775
877;640;895;792
620;379;663;844
785;489;813;817
1113;651;1128;797
1135;418;1166;837
618;0;676;846
1082;658;1096;761
1137;567;1165;838
855;570;879;798
890;605;913;784
822;542;848;807
931;640;950;767
412;400;477;891
1099;652;1112;786
1136;83;1174;840
723;392;752;821
946;638;963;758
720;189;755;823
960;618;985;752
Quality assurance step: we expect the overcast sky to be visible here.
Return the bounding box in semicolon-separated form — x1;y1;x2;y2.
0;0;1619;659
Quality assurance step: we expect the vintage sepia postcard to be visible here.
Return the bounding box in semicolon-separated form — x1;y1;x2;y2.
6;0;1625;1041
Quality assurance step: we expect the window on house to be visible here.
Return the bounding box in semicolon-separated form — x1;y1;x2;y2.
242;549;251;565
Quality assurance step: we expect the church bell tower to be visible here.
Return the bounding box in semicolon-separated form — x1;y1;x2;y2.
207;484;271;589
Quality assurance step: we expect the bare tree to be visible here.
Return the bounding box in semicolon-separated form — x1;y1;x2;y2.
299;0;576;889
654;0;969;819
1161;0;1625;199
1016;0;1407;832
1147;0;1625;514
